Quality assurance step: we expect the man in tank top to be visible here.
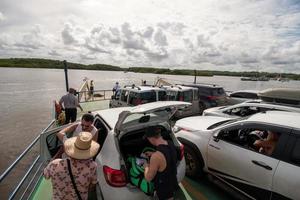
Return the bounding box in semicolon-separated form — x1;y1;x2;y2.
57;113;98;143
143;126;178;200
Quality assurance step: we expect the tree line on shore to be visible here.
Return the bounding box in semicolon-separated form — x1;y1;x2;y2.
0;58;299;80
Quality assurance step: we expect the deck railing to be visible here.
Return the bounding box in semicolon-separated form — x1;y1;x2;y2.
0;120;56;200
77;89;113;103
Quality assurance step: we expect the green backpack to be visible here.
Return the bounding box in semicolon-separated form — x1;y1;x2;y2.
127;147;155;196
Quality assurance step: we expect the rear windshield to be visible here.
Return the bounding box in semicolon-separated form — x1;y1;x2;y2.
166;90;193;102
158;91;167;101
128;91;157;106
211;88;226;96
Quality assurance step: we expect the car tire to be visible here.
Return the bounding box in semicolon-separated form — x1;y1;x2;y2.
199;102;206;114
184;145;204;178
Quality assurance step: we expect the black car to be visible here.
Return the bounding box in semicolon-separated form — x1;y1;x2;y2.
183;83;228;112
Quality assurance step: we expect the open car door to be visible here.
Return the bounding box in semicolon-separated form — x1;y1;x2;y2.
114;101;191;137
40;122;78;161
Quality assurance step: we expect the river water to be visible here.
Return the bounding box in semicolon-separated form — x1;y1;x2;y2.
0;67;299;196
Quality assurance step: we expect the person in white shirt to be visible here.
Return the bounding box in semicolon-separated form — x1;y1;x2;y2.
57;113;98;143
112;82;121;96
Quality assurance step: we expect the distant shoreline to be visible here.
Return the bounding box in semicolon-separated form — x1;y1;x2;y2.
1;58;299;80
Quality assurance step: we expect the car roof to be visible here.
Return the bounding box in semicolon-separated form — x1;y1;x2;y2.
122;85;164;92
164;85;197;91
121;85;164;92
183;83;223;89
231;90;259;94
93;107;132;129
246;111;300;129
225;102;300;111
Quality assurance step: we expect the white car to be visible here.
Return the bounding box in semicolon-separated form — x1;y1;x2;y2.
227;90;259;105
41;101;187;200
109;85;167;108
174;111;300;200
203;100;300;118
163;85;201;118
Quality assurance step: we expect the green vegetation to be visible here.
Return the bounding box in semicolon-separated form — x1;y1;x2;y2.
0;58;299;80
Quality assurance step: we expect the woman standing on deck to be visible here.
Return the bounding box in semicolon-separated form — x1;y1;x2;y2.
44;132;100;200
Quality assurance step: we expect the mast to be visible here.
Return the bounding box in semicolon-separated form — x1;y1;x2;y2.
63;60;69;92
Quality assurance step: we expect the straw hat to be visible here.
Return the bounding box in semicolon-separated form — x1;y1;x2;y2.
64;132;100;160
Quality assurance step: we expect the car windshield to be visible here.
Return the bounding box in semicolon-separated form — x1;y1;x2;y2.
129;91;157;105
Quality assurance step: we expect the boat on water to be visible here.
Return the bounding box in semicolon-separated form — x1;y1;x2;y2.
241;76;270;81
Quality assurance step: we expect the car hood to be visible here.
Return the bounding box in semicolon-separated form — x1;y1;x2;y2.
203;106;226;114
175;116;230;131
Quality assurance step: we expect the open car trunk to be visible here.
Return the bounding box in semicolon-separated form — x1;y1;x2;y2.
118;124;181;187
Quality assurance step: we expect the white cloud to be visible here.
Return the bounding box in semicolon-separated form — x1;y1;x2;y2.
0;0;300;73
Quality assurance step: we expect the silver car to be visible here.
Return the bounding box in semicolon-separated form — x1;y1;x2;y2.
203;100;300;118
227;90;259;105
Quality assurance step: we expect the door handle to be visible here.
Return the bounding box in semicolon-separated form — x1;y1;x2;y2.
251;160;272;170
209;144;220;150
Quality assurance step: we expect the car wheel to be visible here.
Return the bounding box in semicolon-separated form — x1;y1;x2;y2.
184;145;203;178
199;102;206;114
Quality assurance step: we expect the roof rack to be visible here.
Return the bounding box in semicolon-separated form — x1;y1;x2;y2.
124;84;141;90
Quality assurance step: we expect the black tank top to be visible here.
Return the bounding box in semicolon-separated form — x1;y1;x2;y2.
154;141;178;200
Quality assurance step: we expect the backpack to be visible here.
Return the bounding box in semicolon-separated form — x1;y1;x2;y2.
127;147;155;196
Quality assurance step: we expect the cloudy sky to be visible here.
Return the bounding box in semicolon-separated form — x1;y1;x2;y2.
0;0;300;73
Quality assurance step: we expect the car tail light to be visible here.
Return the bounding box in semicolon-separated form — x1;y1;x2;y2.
103;166;127;187
179;143;184;160
207;96;219;100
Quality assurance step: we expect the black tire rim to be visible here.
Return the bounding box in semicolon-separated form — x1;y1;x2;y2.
185;151;196;174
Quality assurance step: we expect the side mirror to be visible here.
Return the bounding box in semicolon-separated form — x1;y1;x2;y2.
213;132;220;142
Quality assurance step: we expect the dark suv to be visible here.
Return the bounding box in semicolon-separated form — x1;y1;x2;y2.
183;83;228;111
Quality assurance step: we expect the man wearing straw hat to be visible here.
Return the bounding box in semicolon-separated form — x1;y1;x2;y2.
44;132;100;200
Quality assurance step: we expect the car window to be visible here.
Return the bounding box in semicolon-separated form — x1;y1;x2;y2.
244;93;258;99
198;87;210;95
230;92;245;98
128;92;140;106
140;91;157;103
166;91;178;101
218;126;283;158
178;90;193;102
224;106;260;117
211;88;225;96
158;91;167;101
291;138;300;165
